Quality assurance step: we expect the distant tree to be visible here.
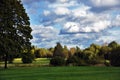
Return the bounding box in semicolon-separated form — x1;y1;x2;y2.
49;47;54;53
76;46;81;53
108;41;118;49
0;0;32;68
39;48;47;58
89;43;101;55
69;47;76;56
34;49;41;58
46;50;53;58
100;46;111;60
109;46;120;66
53;42;64;58
83;50;94;60
63;45;69;58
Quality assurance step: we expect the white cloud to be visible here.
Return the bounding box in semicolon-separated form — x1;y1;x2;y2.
31;25;58;41
54;7;70;15
58;0;68;3
61;13;111;33
90;0;120;7
90;20;111;32
63;22;80;33
72;6;91;18
43;10;51;16
96;27;120;44
112;15;120;26
48;0;78;8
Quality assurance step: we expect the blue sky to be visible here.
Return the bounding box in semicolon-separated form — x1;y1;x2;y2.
21;0;120;49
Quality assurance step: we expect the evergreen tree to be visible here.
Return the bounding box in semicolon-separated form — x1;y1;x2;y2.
53;42;64;58
0;0;32;68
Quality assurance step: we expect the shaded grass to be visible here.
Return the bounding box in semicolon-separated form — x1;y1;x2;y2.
0;58;50;67
0;66;120;80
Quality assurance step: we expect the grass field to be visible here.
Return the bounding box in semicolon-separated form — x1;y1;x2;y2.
0;58;50;67
0;66;120;80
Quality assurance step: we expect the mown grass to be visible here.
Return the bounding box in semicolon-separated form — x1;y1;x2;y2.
0;58;50;67
0;66;120;80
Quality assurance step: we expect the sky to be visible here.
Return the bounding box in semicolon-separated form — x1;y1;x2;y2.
21;0;120;49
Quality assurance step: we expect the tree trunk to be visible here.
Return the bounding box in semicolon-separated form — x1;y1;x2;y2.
4;53;8;69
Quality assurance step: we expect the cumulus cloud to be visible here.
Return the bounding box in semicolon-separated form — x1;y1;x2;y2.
22;0;120;48
90;0;120;7
79;0;120;12
54;7;70;15
112;15;120;26
43;10;51;16
61;20;111;34
31;25;59;46
61;22;80;33
31;25;58;38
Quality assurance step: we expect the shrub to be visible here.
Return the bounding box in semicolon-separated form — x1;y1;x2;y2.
22;52;34;64
50;56;65;66
66;56;79;66
104;60;110;66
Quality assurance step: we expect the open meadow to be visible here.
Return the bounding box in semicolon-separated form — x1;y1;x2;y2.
0;66;120;80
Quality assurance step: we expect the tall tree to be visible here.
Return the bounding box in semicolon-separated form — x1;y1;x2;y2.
0;0;32;68
53;42;64;57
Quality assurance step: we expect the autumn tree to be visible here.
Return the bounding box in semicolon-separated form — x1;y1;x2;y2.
63;45;69;59
0;0;32;68
69;47;76;57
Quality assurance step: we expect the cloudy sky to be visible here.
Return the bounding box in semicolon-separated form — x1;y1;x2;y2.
21;0;120;49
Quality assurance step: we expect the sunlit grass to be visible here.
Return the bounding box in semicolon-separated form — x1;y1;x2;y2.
0;58;50;67
0;67;120;80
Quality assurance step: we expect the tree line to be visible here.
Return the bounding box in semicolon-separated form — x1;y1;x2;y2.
1;41;120;67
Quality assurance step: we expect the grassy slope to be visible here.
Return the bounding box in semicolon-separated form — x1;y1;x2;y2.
0;67;120;80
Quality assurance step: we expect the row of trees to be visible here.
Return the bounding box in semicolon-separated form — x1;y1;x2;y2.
1;41;120;67
50;41;120;66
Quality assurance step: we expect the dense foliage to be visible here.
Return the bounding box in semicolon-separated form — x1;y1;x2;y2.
50;56;65;66
27;41;120;67
22;52;34;64
0;0;32;68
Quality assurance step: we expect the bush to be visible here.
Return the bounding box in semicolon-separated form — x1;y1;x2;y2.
104;60;110;66
22;52;34;64
50;56;65;66
66;56;79;66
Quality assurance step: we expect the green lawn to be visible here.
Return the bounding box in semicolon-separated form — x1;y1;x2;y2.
0;58;50;67
0;67;120;80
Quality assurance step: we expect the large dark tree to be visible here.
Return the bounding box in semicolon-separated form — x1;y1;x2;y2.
0;0;32;68
53;42;64;58
109;46;120;66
